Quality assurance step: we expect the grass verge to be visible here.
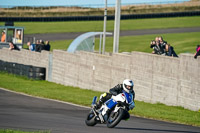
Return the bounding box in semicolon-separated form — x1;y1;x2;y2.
0;72;199;127
0;129;49;133
49;32;200;54
1;16;200;34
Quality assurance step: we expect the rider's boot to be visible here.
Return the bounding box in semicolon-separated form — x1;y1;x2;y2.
95;100;103;109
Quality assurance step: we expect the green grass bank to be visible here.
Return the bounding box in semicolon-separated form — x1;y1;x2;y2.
0;72;199;127
0;129;49;133
48;32;200;54
1;16;200;34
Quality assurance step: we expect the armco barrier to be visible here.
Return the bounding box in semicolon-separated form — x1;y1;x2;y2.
0;48;199;111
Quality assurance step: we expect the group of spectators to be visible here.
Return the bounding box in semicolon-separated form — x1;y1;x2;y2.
8;39;51;52
8;40;51;52
27;40;51;52
150;36;178;57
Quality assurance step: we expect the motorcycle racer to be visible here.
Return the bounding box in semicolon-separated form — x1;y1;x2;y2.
96;79;135;110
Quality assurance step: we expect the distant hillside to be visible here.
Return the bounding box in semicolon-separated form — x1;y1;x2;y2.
0;0;200;17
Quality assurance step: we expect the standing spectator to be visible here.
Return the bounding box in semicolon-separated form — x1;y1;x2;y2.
44;40;51;51
158;36;167;50
35;40;40;52
9;42;20;51
27;41;36;51
152;40;165;55
155;36;159;43
39;39;45;52
150;40;156;54
35;39;44;52
1;30;6;42
194;45;200;59
165;44;178;57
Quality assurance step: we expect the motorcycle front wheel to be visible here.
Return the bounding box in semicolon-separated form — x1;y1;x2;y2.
107;108;125;128
85;111;97;126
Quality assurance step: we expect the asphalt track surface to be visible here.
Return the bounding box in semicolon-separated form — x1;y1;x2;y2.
0;88;200;133
25;27;200;41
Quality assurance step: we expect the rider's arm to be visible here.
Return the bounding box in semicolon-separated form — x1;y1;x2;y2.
129;90;135;110
109;84;122;96
132;90;135;101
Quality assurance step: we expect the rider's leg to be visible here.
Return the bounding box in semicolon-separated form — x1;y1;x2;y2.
96;93;112;109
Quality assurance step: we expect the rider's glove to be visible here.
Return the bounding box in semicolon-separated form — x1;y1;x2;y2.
129;101;135;110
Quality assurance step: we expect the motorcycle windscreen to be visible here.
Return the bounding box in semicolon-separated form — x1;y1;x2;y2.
105;99;117;109
92;96;97;105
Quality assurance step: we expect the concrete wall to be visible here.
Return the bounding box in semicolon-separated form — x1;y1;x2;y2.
0;48;199;111
51;50;200;111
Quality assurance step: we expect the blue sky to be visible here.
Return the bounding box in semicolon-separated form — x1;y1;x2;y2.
0;0;189;7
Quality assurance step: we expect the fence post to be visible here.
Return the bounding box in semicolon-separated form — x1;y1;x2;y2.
47;53;53;81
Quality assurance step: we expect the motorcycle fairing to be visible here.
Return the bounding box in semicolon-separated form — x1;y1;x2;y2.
105;99;118;109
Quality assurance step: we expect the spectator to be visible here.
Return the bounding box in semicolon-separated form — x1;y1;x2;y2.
155;36;159;43
9;42;20;51
194;45;200;59
44;40;51;51
1;30;6;42
151;40;165;55
36;40;40;44
158;36;167;50
150;40;156;54
15;29;22;40
39;39;45;52
165;44;178;57
35;40;40;52
35;39;45;52
27;41;36;51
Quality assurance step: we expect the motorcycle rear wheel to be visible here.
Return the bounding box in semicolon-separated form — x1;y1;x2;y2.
85;111;97;126
107;108;125;128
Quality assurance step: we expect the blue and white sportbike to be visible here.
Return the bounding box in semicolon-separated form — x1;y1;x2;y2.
85;90;135;128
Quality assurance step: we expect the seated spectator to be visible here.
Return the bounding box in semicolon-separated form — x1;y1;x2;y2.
194;45;200;59
27;41;36;51
165;44;178;57
9;42;20;51
44;40;51;51
1;30;6;42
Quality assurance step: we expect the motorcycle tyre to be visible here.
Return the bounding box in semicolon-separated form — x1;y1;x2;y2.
85;111;97;126
107;108;125;128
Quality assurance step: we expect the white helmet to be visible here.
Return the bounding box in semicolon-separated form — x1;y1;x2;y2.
123;79;134;93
